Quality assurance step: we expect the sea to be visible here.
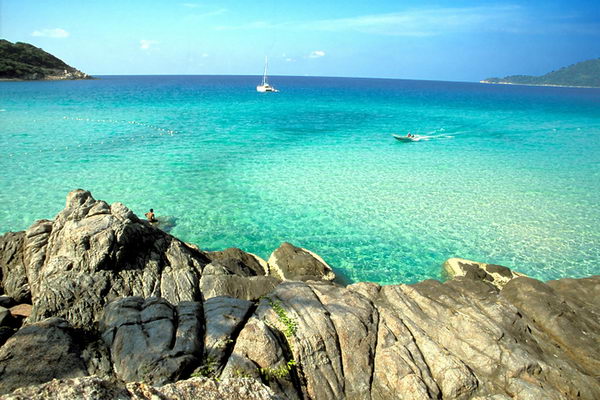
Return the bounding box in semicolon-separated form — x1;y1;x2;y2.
1;75;599;285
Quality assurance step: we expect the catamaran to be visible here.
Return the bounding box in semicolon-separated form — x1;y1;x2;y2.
256;56;278;92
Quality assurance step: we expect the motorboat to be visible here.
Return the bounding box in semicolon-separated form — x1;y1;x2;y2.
393;134;421;142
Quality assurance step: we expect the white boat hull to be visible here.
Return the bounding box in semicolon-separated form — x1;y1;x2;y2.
257;85;278;93
393;134;421;142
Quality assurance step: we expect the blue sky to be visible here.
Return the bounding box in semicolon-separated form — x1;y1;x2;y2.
2;0;599;81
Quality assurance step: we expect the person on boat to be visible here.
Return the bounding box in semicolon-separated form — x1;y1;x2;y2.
145;208;157;222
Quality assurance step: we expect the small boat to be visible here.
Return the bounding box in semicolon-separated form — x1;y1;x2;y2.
393;134;421;142
256;56;279;92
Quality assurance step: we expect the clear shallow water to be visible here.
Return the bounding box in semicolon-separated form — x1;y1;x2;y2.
1;75;599;284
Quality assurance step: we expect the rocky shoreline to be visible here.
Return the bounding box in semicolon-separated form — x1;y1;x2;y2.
0;190;598;399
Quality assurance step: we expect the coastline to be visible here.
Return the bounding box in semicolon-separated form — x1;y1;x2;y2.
479;80;599;89
0;189;598;399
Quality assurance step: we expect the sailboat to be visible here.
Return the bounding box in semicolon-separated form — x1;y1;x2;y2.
256;56;278;92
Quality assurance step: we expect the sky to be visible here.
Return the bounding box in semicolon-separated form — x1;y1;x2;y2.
1;0;599;81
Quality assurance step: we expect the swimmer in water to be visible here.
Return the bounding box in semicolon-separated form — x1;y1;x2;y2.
145;208;157;223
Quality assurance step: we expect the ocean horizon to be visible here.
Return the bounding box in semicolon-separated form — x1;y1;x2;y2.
1;75;599;284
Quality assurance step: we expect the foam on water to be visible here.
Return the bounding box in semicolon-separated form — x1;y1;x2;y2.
1;76;599;284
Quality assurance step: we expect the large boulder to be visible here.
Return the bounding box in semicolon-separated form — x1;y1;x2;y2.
0;318;88;395
205;247;270;276
267;242;335;282
99;296;204;385
200;262;280;301
16;190;210;329
202;296;254;373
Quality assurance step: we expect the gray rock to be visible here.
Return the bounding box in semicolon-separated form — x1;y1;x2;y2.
99;296;204;385
0;326;15;346
0;231;29;303
0;376;283;400
0;376;131;400
222;317;300;400
501;276;600;391
0;296;16;308
205;247;270;276
0;306;11;326
15;190;210;329
443;257;525;290
267;242;336;281
200;273;280;301
203;296;253;372
0;317;88;395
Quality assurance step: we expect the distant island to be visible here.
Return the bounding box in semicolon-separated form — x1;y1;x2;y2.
0;39;92;81
481;58;600;88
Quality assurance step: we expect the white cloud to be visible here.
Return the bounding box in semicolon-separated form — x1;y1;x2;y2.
140;39;159;50
215;6;539;36
286;58;296;62
31;28;70;38
308;50;326;58
301;6;525;36
201;53;209;58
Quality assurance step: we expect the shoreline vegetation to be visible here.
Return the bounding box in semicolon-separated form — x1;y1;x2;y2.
481;57;600;88
0;39;92;81
0;190;599;399
479;80;600;89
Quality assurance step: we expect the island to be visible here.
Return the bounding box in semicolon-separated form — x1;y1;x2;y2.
0;39;92;81
0;189;598;399
481;58;600;88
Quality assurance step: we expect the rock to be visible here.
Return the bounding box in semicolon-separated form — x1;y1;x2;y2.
0;326;15;346
0;296;16;308
127;377;284;400
205;248;270;276
0;306;11;326
0;376;130;400
443;257;525;290
99;296;204;385
1;191;599;400
203;296;253;372
200;272;280;301
0;231;29;303
267;242;335;282
8;303;31;318
501;277;600;385
0;317;88;395
0;376;283;400
222;317;299;400
18;189;210;329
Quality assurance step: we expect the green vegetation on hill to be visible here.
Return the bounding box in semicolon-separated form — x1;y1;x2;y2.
0;39;90;80
482;58;600;88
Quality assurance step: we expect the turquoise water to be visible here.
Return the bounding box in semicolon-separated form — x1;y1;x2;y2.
1;75;599;284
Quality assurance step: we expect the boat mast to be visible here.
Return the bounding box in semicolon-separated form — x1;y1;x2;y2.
262;56;268;86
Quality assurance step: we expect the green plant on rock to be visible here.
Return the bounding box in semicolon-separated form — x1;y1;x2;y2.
259;359;297;382
265;297;298;339
232;368;253;379
191;356;219;378
215;338;234;349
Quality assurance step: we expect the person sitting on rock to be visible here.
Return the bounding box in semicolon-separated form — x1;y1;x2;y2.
145;208;157;222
